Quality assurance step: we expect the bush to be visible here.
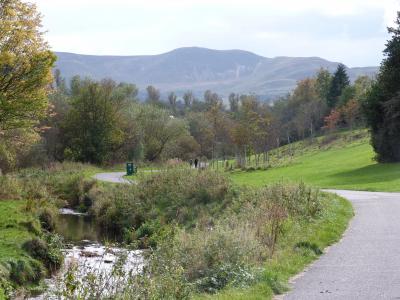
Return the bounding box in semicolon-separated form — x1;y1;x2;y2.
170;223;262;293
136;168;233;225
8;258;44;285
91;168;235;242
22;239;48;262
22;235;63;272
38;207;56;232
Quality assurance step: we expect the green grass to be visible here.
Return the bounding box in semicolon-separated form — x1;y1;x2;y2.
197;193;353;299
231;131;400;192
0;201;37;263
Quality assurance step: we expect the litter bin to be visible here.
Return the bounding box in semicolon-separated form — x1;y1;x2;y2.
126;162;134;176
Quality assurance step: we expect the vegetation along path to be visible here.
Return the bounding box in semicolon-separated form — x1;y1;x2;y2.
285;190;400;299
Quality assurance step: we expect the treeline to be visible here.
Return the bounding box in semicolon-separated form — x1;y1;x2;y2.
0;63;371;172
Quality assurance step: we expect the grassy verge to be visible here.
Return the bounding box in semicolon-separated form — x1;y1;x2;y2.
231;130;400;192
0;201;37;264
195;192;353;299
0;200;44;298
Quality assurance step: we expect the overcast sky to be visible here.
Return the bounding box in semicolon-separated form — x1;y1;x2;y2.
32;0;400;67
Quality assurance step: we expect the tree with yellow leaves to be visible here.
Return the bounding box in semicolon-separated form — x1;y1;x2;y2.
0;0;55;131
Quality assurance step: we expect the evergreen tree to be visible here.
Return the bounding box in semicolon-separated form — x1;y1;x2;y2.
364;12;400;162
327;64;350;108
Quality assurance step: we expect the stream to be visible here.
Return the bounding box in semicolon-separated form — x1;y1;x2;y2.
30;209;145;299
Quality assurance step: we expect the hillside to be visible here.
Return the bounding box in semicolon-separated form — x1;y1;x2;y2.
54;47;378;99
231;130;400;192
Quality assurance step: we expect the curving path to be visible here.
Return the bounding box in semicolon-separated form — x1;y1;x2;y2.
284;190;400;300
93;172;132;184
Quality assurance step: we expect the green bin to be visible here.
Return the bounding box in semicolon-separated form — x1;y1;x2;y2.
126;162;134;176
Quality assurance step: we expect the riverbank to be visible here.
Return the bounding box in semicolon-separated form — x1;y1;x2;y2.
0;200;59;299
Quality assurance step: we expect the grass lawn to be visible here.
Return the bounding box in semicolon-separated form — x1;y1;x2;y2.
197;192;353;299
231;132;400;192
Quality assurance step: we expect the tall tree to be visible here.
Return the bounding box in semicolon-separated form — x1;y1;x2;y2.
289;79;325;139
364;12;400;162
228;93;239;113
0;0;55;131
146;85;161;104
183;91;194;109
62;78;127;163
168;92;177;114
204;90;221;110
315;68;332;104
133;104;187;161
327;64;350;108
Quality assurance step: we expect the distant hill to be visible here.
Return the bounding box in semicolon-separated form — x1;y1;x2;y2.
54;47;378;100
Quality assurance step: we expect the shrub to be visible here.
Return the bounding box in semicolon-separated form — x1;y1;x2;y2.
136;168;233;225
38;207;56;232
170;223;262;293
91;168;234;242
22;239;48;262
22;235;63;272
8;258;44;285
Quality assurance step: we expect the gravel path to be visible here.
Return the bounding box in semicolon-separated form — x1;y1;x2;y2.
93;172;132;184
284;189;400;300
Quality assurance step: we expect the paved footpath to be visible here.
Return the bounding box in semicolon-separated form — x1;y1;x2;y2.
93;172;132;184
284;190;400;300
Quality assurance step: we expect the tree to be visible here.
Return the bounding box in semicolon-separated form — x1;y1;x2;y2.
62;78;128;163
146;85;161;104
168;92;177;114
228;93;239;113
186;112;213;157
323;109;342;132
315;68;332;103
231;95;263;166
364;12;400;162
42;85;70;161
53;69;66;92
133;104;187;161
354;75;373;100
342;99;361;130
338;85;356;107
290;79;325;139
0;0;55;131
183;91;194;109
204;90;221;110
327;64;350;108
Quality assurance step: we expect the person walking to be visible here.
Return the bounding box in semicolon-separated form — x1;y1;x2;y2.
194;158;198;168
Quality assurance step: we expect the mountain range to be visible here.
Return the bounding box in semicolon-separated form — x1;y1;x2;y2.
54;47;378;100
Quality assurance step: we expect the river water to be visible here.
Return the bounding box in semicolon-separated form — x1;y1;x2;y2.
30;209;145;299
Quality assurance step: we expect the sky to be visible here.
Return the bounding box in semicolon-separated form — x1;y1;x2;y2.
32;0;400;67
